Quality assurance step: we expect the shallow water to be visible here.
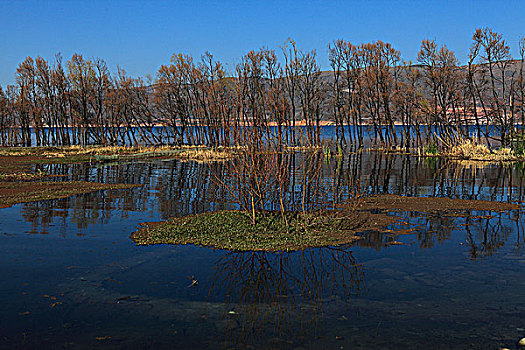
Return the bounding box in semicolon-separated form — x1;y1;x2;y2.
1;152;525;349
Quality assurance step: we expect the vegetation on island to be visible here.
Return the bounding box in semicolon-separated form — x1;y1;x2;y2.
131;193;518;251
422;138;525;162
131;210;395;251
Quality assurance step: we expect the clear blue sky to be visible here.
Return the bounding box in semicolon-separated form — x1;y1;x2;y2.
1;0;524;86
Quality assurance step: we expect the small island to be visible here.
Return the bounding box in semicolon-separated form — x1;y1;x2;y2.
131;194;518;251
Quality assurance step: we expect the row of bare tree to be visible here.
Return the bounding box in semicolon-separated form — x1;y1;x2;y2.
0;27;524;149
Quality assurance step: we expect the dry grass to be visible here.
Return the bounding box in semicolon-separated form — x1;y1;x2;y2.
451;158;518;168
0;144;328;163
42;145;174;158
284;145;323;152
0;170;51;181
443;140;517;161
175;147;236;163
0;145;237;163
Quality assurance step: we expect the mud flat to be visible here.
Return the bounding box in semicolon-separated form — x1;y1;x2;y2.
356;194;519;213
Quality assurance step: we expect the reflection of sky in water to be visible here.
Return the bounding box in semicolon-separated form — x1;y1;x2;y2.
0;152;524;349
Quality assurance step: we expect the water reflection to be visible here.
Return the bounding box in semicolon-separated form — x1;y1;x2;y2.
464;214;512;260
13;151;525;256
3;151;525;349
353;208;521;262
209;247;362;348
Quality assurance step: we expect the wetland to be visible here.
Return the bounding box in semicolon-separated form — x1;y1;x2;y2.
2;7;525;350
1;143;525;349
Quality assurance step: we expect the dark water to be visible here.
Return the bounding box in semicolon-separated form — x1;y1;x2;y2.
1;152;525;349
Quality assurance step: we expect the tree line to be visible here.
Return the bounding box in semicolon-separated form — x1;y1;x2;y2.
0;27;524;150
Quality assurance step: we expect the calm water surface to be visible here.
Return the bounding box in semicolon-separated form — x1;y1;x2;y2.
1;152;524;349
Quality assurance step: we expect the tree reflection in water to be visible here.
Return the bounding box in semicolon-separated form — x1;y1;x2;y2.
4;151;525;349
13;151;525;256
208;247;363;348
464;213;512;260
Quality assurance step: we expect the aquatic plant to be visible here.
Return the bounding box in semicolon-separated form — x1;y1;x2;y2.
424;141;439;155
131;209;386;251
511;134;525;156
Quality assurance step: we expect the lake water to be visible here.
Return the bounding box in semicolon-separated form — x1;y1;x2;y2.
1;152;524;349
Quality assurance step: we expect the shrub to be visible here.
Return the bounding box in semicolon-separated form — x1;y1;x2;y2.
424;141;438;155
512;134;525;156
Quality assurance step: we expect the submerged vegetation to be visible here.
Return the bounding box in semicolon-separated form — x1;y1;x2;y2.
0;144;236;207
356;194;519;213
0;146;155;208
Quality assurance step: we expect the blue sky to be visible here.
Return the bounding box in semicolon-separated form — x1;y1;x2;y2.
1;0;524;85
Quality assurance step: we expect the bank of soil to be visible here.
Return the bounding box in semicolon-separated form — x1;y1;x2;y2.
0;181;140;209
0;145;237;208
0;147;148;208
0;145;235;168
356;194;519;213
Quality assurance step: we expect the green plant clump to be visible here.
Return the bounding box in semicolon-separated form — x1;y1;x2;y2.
424;141;438;155
512;134;525;156
131;210;366;252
